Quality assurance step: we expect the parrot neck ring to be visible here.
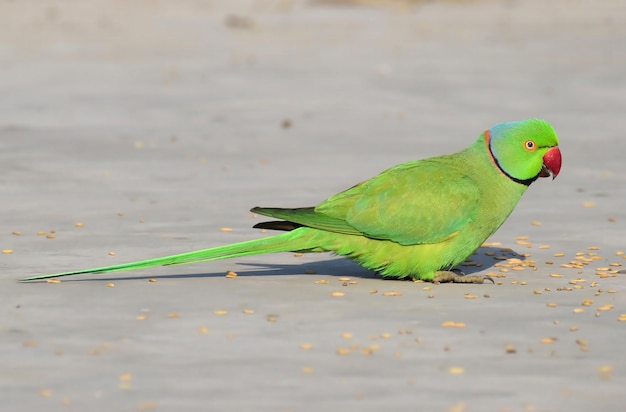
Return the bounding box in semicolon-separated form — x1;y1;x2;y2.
483;130;538;186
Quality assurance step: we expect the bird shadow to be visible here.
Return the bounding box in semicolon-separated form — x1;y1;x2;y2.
55;246;524;283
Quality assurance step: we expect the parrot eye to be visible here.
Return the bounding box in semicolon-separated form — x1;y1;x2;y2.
524;140;536;151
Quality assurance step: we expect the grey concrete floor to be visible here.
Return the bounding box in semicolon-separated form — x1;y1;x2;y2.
1;0;625;411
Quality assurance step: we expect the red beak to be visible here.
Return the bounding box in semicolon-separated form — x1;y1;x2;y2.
539;147;562;179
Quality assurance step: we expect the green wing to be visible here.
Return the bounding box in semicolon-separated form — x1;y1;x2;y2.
315;158;481;245
254;156;481;246
251;207;363;235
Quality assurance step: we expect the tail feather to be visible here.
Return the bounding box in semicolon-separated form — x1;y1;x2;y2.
22;230;312;281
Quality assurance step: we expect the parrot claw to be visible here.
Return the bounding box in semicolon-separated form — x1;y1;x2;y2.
433;270;494;284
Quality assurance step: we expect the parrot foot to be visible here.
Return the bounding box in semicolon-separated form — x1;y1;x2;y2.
433;270;494;284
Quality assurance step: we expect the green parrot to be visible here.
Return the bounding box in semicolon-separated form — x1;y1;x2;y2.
23;119;561;283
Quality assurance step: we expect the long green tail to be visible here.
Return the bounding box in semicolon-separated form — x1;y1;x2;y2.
22;230;313;281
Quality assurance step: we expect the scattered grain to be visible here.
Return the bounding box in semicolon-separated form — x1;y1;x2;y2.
382;291;403;296
441;321;465;328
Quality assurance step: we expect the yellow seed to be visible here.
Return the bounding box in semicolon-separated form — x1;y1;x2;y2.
546;303;558;308
341;332;353;339
539;337;557;344
167;313;180;319
588;246;600;250
198;326;209;334
598;304;614;311
39;389;53;398
219;227;233;232
299;343;313;350
581;299;594;306
301;366;314;374
46;279;61;284
109;251;116;256
304;269;317;274
242;309;254;315
570;325;579;331
106;283;115;288
573;308;585;313
136;315;147;321
148;278;156;283
74;222;85;227
539;245;551;249
336;348;350;355
314;279;329;284
293;253;303;257
382;291;403;296
505;344;517;354
12;231;21;235
423;286;432;291
441;321;465;328
37;231;46;235
331;291;345;297
338;277;351;281
2;249;13;254
609;262;622;267
117;212;125;217
214;310;228;315
119;373;133;382
448;367;465;375
370;289;378;294
465;294;477;299
549;273;562;278
225;271;238;278
533;290;542;295
554;253;565;257
531;221;542;226
607;289;616;293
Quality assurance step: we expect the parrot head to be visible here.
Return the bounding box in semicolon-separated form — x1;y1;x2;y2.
485;119;561;185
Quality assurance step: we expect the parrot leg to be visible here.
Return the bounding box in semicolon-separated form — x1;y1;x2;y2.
433;270;494;284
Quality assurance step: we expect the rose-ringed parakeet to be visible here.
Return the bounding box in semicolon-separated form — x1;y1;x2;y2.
23;119;561;283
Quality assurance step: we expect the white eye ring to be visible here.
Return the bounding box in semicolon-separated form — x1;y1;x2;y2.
525;140;536;150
